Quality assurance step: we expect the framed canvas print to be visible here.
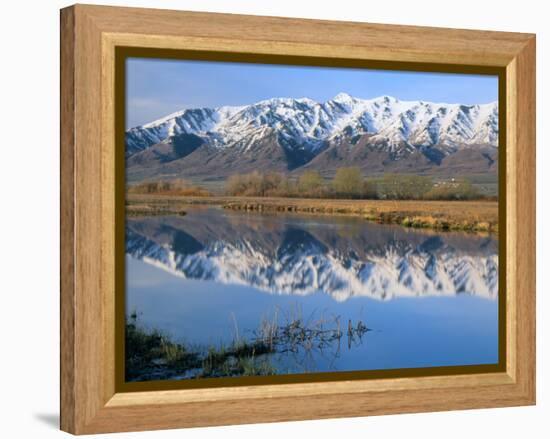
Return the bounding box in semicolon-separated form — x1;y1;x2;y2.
60;4;536;434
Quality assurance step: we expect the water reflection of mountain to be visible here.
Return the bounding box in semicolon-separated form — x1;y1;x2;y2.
126;208;498;301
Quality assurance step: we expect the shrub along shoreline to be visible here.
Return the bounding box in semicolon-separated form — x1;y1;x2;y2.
225;168;492;201
125;168;498;232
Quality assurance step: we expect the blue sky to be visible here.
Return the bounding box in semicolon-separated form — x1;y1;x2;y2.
126;57;498;129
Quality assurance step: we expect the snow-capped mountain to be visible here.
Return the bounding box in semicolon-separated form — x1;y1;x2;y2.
126;213;498;302
125;93;498;182
127;93;498;156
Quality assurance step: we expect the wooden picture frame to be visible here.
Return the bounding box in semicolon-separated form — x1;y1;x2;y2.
60;4;536;434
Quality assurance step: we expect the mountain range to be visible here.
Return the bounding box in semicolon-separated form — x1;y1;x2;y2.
125;93;499;182
126;212;498;302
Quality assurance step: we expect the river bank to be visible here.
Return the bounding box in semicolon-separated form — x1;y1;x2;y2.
126;194;498;233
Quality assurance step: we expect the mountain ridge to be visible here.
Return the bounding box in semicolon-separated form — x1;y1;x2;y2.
125;93;498;182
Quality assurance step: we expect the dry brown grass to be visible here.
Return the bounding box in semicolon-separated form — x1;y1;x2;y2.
126;194;498;232
127;179;211;197
126;204;188;217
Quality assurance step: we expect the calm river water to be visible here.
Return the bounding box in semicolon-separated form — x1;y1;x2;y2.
126;206;499;379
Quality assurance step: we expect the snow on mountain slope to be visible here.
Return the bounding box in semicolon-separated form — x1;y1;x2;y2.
126;106;244;155
125;94;499;157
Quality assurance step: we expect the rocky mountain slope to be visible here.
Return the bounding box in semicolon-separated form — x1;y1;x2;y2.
126;93;499;182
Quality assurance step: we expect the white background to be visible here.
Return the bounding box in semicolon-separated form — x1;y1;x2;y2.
0;0;547;437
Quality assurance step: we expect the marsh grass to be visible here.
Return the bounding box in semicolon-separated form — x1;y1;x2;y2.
125;204;188;217
254;305;370;357
126;307;372;381
222;197;498;232
128;179;211;197
126;312;277;381
125;312;201;381
126;192;498;233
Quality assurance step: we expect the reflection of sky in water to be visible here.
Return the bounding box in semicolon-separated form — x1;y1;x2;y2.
127;249;498;373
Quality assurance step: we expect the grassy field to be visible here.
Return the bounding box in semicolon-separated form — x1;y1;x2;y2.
128;172;499;198
126;194;498;233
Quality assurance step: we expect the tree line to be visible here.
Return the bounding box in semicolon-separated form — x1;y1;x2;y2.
225;168;484;200
128;178;211;197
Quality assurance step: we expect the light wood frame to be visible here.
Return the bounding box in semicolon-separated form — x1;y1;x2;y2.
60;4;536;434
